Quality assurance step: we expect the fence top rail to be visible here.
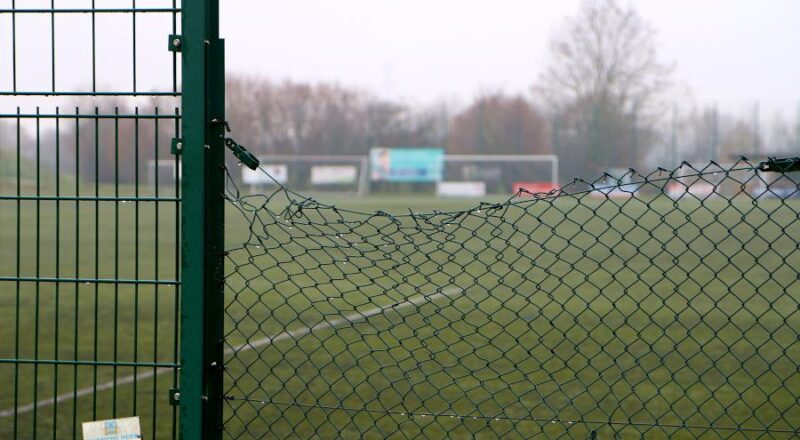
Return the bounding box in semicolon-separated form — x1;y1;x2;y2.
0;113;181;119
0;91;181;97
0;7;181;14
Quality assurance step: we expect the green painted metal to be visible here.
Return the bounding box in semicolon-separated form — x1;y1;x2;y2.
180;0;225;438
1;3;184;439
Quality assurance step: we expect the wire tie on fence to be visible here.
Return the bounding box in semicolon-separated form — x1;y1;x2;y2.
759;157;800;173
224;137;260;170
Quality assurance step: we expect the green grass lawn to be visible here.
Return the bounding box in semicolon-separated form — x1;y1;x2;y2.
221;188;800;439
0;181;181;440
2;181;800;439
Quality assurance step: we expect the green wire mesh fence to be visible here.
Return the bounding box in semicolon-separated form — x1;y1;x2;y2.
0;3;182;439
221;156;800;439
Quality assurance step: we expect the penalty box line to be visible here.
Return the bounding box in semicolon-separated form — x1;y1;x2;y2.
0;286;464;418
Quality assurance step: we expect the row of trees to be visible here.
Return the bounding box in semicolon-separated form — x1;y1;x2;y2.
3;96;796;185
0;105;179;184
2;0;799;183
225;78;551;157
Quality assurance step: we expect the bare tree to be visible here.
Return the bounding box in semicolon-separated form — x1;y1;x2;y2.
225;75;444;158
0;120;25;183
538;0;673;177
768;112;799;154
38;98;180;184
0;120;18;154
796;109;800;153
449;92;550;155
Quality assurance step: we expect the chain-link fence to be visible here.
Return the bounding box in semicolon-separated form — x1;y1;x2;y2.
221;158;800;439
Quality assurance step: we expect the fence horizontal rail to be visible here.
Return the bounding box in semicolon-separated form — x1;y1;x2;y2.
0;276;180;285
0;91;182;97
0;8;181;14
0;195;181;202
0;359;180;368
0;113;181;119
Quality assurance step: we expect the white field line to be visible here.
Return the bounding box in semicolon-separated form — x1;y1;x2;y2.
0;287;463;418
0;368;172;418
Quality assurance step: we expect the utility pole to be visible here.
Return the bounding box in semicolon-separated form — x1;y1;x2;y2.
590;102;599;173
796;101;800;153
670;105;678;168
552;114;560;156
710;104;719;162
753;101;760;157
631;104;638;169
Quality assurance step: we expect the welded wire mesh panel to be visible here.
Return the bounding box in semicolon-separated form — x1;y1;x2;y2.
222;159;800;439
0;2;182;438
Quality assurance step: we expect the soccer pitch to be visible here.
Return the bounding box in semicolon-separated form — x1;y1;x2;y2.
2;189;800;439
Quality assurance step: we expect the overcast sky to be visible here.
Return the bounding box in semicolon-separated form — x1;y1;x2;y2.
0;0;798;117
222;0;800;113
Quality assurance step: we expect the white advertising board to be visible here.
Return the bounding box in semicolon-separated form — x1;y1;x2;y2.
82;417;141;440
436;181;487;197
242;164;287;185
666;182;715;199
310;165;358;185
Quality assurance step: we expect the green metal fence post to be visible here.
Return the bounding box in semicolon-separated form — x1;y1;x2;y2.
180;0;225;439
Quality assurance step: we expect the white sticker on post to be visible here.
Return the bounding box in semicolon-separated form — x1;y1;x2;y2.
82;417;142;440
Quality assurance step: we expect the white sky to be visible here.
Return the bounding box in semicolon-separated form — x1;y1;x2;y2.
221;0;800;113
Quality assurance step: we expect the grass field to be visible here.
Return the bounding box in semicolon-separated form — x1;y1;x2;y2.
0;180;181;440
2;178;800;439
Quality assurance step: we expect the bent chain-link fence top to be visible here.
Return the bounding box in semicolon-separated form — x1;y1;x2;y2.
221;159;800;439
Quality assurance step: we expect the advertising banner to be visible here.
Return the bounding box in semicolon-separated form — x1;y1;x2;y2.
437;181;487;197
242;164;287;185
513;181;559;195
666;181;715;199
310;165;358;185
370;148;444;182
